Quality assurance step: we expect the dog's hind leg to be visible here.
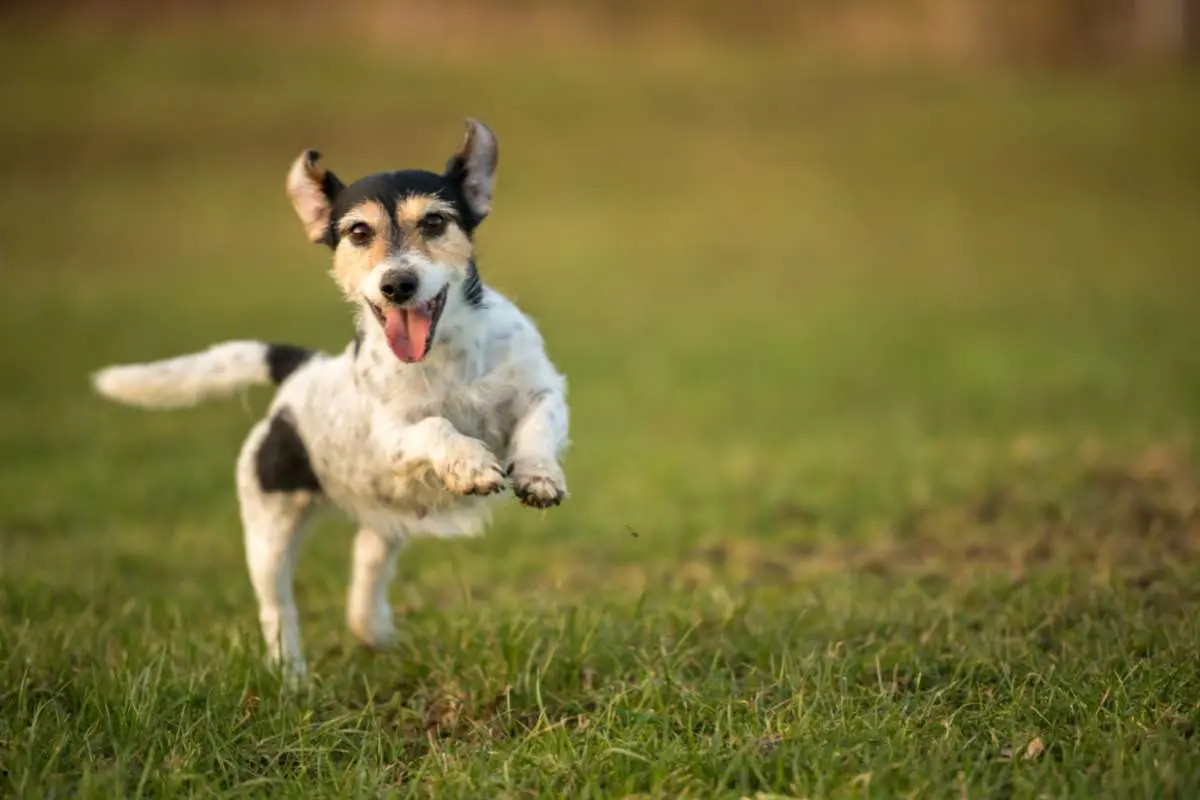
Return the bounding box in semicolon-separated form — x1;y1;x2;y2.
236;419;317;682
347;527;403;649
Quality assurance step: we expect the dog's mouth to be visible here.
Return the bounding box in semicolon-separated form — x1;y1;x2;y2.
368;286;449;363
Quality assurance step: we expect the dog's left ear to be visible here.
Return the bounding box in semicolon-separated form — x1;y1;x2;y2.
444;118;498;225
287;150;345;246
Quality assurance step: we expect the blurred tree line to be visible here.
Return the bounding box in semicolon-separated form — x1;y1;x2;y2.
5;0;1197;65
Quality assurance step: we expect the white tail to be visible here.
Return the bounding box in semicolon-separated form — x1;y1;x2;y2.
92;341;276;409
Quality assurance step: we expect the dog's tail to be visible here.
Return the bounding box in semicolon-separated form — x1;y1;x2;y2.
91;341;316;409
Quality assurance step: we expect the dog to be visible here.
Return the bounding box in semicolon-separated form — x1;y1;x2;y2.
92;119;569;679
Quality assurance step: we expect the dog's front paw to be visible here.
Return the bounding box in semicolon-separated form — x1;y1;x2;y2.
508;460;567;509
438;438;506;496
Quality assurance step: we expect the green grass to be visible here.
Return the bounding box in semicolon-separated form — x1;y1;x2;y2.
2;31;1200;798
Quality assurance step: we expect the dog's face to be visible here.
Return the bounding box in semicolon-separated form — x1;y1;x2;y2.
285;119;498;363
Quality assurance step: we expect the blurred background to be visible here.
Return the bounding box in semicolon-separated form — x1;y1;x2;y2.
2;0;1199;600
8;0;1200;64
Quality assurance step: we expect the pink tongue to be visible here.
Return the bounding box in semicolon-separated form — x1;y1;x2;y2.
384;307;432;363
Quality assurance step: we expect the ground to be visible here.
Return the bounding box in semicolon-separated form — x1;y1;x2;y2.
1;33;1199;798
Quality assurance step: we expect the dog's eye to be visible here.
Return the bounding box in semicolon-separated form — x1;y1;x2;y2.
346;222;373;246
419;212;448;237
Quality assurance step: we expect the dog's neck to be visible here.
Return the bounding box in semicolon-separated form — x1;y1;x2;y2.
351;297;488;399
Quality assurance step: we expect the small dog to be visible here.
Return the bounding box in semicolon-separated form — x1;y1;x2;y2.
93;119;569;679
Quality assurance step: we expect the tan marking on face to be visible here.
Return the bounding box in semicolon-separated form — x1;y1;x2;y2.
396;195;473;274
395;194;438;228
331;200;392;296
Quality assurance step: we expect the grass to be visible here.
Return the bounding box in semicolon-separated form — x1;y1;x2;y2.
2;29;1200;798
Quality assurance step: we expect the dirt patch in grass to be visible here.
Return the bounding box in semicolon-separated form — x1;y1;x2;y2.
458;445;1200;604
670;443;1200;591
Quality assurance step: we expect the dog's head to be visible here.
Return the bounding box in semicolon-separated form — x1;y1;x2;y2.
285;119;498;363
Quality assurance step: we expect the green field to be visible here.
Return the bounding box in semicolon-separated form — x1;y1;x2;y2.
2;32;1200;798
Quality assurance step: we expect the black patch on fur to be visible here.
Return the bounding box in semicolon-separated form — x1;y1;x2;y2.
256;411;322;494
320;162;346;200
462;259;485;308
352;327;364;357
441;156;487;232
326;168;485;249
265;344;315;384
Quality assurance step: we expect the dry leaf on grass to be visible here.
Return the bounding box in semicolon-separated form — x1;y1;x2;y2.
1024;736;1046;760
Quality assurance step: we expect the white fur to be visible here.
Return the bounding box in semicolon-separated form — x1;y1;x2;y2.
95;282;569;680
93;341;271;409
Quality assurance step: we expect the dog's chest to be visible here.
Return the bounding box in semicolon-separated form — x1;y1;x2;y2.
398;368;514;453
315;363;513;511
289;338;525;525
383;378;511;517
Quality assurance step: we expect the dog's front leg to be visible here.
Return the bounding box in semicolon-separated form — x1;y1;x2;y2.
507;388;569;508
389;416;506;496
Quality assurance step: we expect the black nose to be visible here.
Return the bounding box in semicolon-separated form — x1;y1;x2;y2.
379;270;419;304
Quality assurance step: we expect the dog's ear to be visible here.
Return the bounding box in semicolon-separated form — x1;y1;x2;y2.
444;118;498;224
287;150;345;245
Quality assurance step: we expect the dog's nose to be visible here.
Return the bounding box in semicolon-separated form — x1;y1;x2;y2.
379;270;419;304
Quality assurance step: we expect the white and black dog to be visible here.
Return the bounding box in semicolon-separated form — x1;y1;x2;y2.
93;119;569;679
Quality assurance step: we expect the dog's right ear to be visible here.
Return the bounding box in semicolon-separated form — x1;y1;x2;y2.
286;150;345;246
444;119;498;228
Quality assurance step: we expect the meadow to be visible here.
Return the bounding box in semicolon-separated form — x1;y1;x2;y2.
1;30;1200;798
